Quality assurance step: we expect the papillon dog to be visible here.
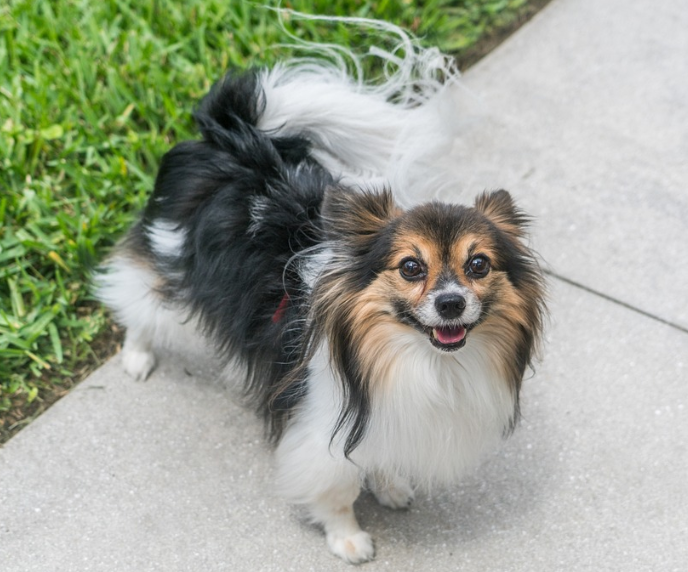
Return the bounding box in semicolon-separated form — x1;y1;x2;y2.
97;25;545;564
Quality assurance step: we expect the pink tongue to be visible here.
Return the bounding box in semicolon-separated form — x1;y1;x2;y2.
435;325;466;345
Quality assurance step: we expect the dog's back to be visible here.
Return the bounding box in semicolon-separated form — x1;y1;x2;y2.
96;71;332;428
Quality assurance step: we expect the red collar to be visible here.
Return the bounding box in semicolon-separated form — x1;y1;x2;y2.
271;292;290;323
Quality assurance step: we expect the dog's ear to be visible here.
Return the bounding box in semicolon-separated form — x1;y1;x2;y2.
475;190;530;238
322;186;401;242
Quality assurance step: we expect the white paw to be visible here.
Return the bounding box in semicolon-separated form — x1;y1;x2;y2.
372;479;414;510
122;348;157;381
327;531;375;564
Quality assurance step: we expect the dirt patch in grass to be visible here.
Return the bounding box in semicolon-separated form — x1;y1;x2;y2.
0;322;124;445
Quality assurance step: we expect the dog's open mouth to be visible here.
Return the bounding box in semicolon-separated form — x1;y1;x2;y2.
392;301;472;352
430;325;467;351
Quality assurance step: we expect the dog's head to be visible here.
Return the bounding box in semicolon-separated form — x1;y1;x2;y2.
318;187;544;354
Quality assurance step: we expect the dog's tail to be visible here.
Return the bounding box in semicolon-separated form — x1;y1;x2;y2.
252;14;464;205
167;14;463;206
143;68;331;236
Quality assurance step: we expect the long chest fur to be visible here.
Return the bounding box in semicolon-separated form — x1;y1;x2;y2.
306;331;517;485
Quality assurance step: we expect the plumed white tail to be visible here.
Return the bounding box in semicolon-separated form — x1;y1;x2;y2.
256;12;465;205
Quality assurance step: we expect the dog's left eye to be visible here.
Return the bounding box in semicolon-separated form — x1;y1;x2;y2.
467;255;491;278
399;258;425;280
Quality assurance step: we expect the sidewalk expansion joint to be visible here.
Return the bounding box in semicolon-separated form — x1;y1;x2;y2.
543;269;688;336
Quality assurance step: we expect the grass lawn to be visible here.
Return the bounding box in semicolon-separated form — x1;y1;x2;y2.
0;0;546;443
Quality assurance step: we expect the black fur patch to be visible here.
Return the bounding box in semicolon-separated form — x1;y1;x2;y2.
136;69;334;439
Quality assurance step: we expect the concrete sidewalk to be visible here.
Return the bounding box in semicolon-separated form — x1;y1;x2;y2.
2;0;687;570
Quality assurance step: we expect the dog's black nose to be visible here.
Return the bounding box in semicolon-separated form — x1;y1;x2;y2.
435;294;466;319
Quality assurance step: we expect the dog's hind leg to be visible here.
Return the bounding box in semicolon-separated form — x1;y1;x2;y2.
367;470;415;510
121;327;157;381
96;254;166;381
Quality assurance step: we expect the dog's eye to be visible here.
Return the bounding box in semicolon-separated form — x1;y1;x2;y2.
467;255;490;278
399;258;425;280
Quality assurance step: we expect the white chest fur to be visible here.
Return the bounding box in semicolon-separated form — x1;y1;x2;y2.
298;330;516;486
356;330;515;484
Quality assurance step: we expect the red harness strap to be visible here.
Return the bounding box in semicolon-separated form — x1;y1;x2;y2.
271;292;290;324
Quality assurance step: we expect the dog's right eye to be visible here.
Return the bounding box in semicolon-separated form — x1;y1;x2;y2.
399;258;426;280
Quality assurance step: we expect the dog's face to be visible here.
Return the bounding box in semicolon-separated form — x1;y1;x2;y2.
384;207;500;352
320;187;541;354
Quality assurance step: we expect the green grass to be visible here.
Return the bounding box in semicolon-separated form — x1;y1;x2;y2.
0;0;534;438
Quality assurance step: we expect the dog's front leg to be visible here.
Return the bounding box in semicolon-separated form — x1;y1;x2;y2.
310;478;374;564
275;422;374;563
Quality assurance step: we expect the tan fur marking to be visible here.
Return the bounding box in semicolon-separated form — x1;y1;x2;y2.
475;190;525;238
388;232;442;298
339;277;405;390
448;233;497;285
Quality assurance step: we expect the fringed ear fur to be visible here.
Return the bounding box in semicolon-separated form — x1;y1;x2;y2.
474;190;530;238
321;186;401;242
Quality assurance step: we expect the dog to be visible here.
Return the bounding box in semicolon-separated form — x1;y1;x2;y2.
97;32;546;564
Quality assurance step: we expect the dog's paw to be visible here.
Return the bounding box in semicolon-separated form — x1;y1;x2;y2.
374;484;414;510
122;348;157;381
327;531;375;564
370;476;414;510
